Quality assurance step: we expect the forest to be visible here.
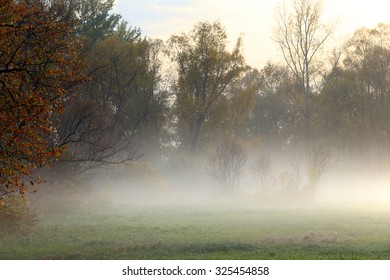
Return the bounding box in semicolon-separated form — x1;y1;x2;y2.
2;0;390;259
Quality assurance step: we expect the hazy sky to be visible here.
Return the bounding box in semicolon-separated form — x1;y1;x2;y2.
113;0;390;69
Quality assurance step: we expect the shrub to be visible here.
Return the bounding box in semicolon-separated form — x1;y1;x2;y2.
209;141;247;193
252;153;274;191
0;195;37;236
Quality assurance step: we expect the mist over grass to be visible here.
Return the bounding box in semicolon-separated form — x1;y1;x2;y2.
29;144;390;216
3;145;389;260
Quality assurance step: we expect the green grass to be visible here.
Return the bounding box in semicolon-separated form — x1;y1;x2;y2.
2;204;390;259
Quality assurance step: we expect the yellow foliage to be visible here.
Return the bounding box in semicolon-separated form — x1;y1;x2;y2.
0;196;37;235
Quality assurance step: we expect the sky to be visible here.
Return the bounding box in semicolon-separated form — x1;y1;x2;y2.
113;0;390;69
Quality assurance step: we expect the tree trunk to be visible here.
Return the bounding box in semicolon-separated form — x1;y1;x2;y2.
189;117;204;155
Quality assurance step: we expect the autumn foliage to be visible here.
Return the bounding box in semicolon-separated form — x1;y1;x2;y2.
0;0;85;197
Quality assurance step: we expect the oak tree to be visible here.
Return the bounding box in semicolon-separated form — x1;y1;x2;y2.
0;0;85;197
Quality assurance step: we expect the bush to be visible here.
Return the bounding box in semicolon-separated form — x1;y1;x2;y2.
0;195;37;236
209;141;247;193
252;153;274;191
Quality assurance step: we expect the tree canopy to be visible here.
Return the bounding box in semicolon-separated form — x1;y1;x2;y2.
0;0;85;197
166;21;245;154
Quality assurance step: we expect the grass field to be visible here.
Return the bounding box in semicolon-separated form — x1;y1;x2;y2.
2;203;390;259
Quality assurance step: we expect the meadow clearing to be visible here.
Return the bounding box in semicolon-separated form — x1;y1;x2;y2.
2;203;390;260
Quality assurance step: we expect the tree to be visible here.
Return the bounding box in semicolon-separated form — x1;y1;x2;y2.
166;21;245;154
0;0;85;198
274;0;335;138
53;23;166;173
322;23;390;156
74;0;121;44
216;66;258;140
248;62;301;148
319;67;359;150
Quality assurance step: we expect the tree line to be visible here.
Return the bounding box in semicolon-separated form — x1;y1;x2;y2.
1;0;390;199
